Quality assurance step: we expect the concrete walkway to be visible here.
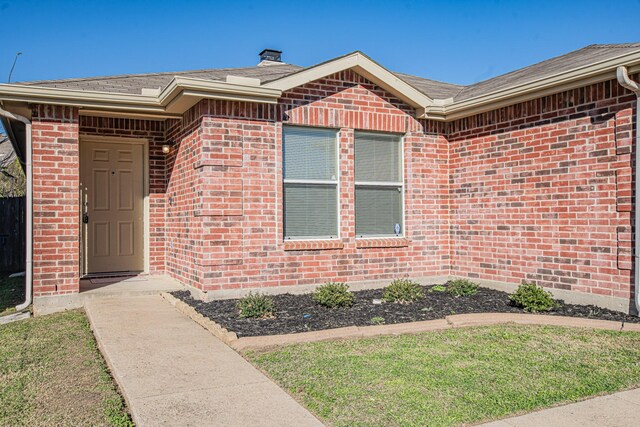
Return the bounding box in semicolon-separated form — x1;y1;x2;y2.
480;388;640;426
85;295;323;427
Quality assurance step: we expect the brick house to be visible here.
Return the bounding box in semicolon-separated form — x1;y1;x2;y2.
1;44;640;315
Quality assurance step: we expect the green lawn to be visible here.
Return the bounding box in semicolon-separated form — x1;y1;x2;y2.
0;275;25;316
0;310;133;426
248;324;640;427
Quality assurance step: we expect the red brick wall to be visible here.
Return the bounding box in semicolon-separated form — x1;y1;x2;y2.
31;105;80;296
165;70;450;291
164;114;204;285
28;69;637;308
445;78;636;301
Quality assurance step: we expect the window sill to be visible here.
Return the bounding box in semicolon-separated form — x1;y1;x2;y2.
283;240;344;251
356;237;410;249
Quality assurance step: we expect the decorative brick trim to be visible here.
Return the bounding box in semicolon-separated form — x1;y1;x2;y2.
283;240;344;251
616;225;633;271
615;109;633;155
356;238;410;249
194;117;244;168
615;170;633;212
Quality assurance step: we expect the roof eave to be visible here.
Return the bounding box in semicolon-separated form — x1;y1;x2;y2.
3;48;640;123
421;50;640;121
0;77;284;117
160;76;282;113
0;84;165;113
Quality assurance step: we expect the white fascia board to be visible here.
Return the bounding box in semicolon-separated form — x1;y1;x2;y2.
263;52;434;109
160;76;281;104
160;76;282;113
0;84;160;109
263;54;359;91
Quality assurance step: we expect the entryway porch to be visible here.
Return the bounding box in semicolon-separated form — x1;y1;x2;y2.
80;274;181;298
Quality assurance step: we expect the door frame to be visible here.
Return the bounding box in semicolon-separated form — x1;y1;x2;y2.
79;134;150;276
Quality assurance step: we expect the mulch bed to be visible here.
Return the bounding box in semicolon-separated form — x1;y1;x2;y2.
171;285;640;338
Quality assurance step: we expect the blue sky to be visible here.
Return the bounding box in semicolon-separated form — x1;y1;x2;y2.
1;0;639;87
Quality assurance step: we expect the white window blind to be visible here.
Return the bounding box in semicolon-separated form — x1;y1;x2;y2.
355;132;403;237
283;127;338;239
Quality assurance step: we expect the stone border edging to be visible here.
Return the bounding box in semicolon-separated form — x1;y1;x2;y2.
161;292;238;344
161;293;640;352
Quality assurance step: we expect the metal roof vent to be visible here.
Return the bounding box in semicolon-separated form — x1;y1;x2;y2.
259;49;282;64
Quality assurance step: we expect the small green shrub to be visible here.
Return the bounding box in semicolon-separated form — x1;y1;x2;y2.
429;285;447;293
509;282;557;312
370;316;386;325
447;279;479;297
383;279;424;304
237;292;275;318
312;282;354;308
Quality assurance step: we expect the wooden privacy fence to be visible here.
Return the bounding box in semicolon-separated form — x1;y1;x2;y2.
0;197;25;273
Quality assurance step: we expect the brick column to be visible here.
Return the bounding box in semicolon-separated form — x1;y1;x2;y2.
31;105;80;296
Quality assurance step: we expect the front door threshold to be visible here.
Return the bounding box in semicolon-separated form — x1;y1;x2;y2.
82;271;145;280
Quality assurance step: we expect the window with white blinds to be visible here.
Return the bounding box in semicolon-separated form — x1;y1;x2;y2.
355;132;404;237
283;126;339;239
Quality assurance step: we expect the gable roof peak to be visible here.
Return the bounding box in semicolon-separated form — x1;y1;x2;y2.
262;50;435;108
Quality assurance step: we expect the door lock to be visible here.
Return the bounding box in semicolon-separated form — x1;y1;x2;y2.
82;213;89;224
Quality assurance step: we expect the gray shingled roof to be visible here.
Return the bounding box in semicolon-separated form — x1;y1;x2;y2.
19;64;304;95
454;43;640;101
16;43;640;102
19;61;466;99
394;73;464;99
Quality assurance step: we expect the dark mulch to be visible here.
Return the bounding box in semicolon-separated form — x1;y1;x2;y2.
172;285;640;338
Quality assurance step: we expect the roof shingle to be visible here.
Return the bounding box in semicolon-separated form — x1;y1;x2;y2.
454;43;640;101
16;43;640;102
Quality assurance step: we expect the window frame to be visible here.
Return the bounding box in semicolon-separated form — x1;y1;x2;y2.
282;125;341;241
354;131;405;239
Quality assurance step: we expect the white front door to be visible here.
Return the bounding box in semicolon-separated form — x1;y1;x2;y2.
80;141;144;274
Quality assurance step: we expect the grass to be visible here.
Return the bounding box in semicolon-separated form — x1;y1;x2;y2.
0;275;25;316
0;309;133;426
248;324;640;427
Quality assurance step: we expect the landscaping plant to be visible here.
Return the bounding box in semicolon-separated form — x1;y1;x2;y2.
509;282;557;312
312;282;354;308
447;279;479;297
370;316;385;325
237;292;275;318
429;284;447;293
383;279;424;303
